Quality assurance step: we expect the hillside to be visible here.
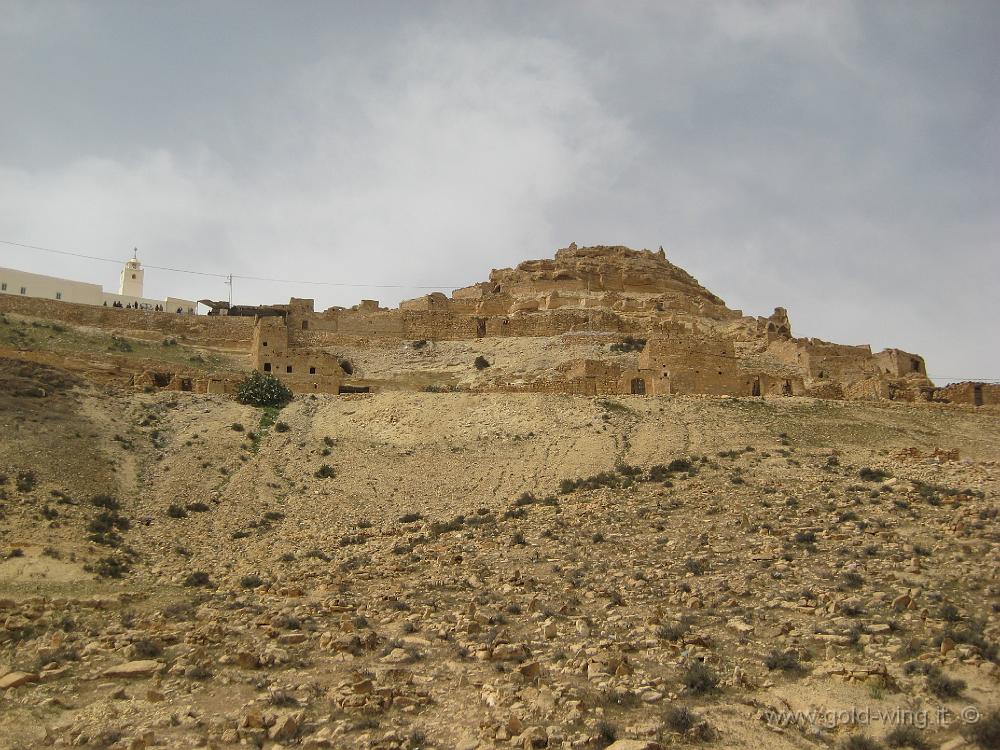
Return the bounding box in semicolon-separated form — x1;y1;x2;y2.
1;344;998;749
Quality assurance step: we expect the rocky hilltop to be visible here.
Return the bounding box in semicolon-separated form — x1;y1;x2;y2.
485;244;727;304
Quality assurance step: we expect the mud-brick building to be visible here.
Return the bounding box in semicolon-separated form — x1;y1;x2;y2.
637;335;803;397
251;313;346;393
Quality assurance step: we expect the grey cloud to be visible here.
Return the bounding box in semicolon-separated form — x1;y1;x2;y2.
0;1;996;382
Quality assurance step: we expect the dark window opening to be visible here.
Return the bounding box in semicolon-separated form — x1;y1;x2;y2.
338;385;370;394
974;385;984;407
263;363;271;372
782;380;792;396
476;318;486;337
20;287;26;294
752;378;761;397
630;378;646;395
302;320;308;330
262;341;267;347
911;358;920;372
56;292;62;300
131;273;136;279
309;366;316;374
286;365;293;373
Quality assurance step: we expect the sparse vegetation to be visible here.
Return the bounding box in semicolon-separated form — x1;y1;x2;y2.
859;467;891;482
682;662;719;694
235;371;292;407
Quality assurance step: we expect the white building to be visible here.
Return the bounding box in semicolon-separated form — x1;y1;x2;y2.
0;252;198;314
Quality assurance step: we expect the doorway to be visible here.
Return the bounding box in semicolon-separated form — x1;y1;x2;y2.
630;378;646;395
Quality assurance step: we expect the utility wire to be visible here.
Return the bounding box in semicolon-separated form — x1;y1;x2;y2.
3;240;998;382
0;238;460;289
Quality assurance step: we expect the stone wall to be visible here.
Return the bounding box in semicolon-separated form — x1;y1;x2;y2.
0;294;253;350
936;382;1000;406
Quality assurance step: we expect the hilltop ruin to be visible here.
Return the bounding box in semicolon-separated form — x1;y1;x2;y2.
241;244;952;402
1;244;994;405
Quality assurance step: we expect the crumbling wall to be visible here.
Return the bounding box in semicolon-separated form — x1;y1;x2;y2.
874;348;927;377
767;338;876;383
0;294;253;349
936;382;999;406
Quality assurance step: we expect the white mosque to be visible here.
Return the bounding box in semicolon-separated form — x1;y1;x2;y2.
0;251;198;314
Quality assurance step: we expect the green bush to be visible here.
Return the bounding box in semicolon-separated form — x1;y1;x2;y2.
235;372;292;407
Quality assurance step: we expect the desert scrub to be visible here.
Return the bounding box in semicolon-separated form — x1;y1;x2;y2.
682;662;718;694
16;470;37;493
763;649;801;671
859;467;891;482
183;571;212;587
609;336;646;353
86;555;130;579
474;355;491;370
314;464;336;479
235;371;291;407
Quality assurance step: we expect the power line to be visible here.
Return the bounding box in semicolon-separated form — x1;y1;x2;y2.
0;238;461;289
928;377;1000;382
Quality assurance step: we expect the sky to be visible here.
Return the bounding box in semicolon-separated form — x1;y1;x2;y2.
0;1;997;383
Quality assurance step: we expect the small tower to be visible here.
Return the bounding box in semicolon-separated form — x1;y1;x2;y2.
119;249;144;298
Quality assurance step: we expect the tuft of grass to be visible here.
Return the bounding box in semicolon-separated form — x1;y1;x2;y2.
962;709;1000;749
314;464;336;479
682;662;719;694
926;670;965;698
763;649;801;671
859;467;891;482
684;557;705;575
183;571;212;588
840;737;884;750
664;705;697;733
595;720;617;749
884;725;929;749
91;494;121;510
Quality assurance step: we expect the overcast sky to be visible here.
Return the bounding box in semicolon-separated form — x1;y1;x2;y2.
1;1;997;383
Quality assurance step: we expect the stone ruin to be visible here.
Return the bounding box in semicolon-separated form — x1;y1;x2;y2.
243;243;962;403
2;242;989;405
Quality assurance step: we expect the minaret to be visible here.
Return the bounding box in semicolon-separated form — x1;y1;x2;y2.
119;249;144;298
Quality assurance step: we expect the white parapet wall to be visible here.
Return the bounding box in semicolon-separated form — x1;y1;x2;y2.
0;263;198;314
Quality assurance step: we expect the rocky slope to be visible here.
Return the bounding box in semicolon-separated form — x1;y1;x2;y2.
1;359;998;750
